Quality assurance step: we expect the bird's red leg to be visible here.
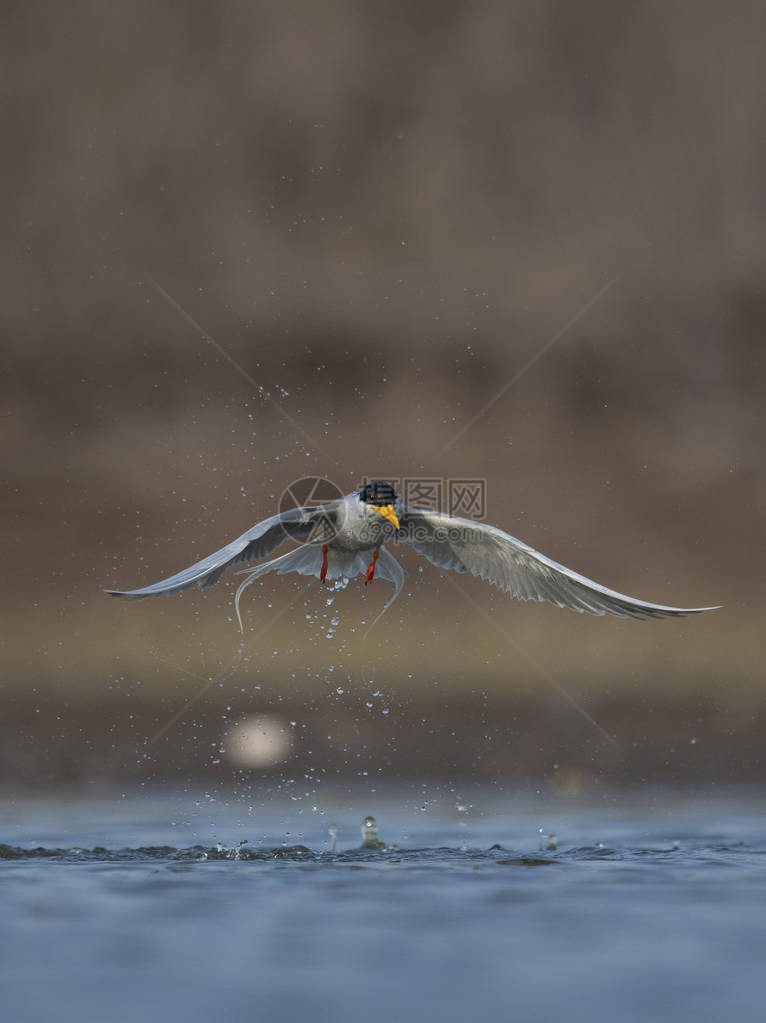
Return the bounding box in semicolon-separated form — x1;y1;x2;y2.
320;545;329;583
365;549;379;584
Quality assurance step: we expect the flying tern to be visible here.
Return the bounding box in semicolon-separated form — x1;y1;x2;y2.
105;480;719;631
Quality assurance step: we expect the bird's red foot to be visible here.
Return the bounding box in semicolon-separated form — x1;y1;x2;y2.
365;549;379;584
320;544;329;583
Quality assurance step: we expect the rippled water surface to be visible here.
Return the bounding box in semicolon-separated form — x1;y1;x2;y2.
2;790;765;1022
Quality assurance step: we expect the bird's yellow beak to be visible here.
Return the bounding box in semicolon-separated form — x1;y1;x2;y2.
372;504;400;530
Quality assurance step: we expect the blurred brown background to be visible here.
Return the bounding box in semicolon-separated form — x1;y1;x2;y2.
2;1;764;792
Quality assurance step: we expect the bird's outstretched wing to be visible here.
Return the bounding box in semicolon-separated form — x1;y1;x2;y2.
104;503;341;599
398;507;720;620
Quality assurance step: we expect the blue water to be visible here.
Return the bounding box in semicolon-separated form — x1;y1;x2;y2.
2;789;765;1022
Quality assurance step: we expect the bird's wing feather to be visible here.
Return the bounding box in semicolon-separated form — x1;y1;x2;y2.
398;507;719;620
104;503;340;598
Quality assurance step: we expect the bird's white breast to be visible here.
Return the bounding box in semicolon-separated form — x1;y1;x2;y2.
331;499;395;552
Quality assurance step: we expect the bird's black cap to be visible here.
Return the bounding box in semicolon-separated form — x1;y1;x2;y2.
359;480;399;504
